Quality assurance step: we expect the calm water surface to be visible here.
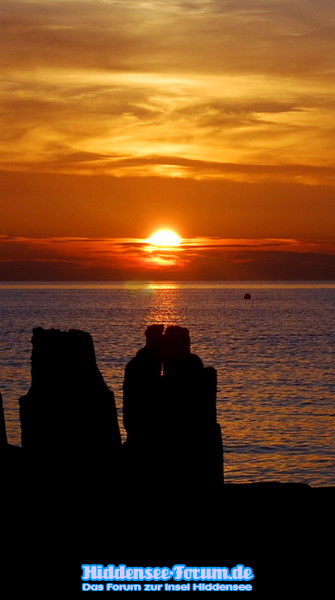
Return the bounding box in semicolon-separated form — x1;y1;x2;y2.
0;281;334;486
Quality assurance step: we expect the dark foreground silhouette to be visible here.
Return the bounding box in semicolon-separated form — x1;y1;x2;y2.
19;327;121;471
1;326;333;499
123;324;223;489
1;327;333;587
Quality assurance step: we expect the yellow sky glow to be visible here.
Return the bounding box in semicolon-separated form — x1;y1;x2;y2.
1;1;335;280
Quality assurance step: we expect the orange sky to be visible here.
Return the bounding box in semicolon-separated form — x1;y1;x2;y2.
1;0;335;280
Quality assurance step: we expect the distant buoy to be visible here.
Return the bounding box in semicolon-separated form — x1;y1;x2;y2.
244;293;251;300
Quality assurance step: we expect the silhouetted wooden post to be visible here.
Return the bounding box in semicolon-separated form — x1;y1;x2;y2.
202;367;223;487
0;392;7;447
19;328;121;479
123;325;223;490
160;365;223;489
123;325;164;484
1;391;24;493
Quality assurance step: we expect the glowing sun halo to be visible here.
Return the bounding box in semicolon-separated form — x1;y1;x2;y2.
147;229;182;246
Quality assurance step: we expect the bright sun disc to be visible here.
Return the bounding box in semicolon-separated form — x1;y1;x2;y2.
147;229;181;246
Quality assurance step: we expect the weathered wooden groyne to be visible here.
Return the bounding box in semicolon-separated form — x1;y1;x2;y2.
1;325;223;495
1;326;333;503
1;327;332;594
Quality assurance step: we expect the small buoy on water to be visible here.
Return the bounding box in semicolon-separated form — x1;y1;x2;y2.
244;293;251;300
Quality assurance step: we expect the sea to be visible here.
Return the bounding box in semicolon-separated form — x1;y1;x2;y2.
0;281;334;487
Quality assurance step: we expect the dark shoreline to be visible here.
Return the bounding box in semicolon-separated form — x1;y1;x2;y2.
2;440;333;593
1;320;333;572
3;442;334;493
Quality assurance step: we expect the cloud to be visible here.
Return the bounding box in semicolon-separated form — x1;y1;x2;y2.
1;169;335;244
99;155;335;183
1;0;335;177
1;68;335;179
1;234;335;281
2;0;335;77
1;0;335;252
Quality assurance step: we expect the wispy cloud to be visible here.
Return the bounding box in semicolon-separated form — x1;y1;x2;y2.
1;0;335;272
1;235;335;281
1;1;335;180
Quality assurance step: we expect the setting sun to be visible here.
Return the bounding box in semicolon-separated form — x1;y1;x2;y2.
147;230;182;247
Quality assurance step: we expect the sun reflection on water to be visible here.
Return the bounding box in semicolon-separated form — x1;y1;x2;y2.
145;285;183;327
